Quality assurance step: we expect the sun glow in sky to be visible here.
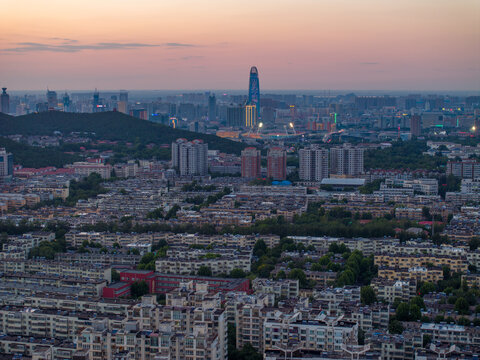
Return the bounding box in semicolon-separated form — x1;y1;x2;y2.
1;0;479;90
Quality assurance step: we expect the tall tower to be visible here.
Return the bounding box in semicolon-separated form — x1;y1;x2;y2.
248;66;260;118
0;88;9;114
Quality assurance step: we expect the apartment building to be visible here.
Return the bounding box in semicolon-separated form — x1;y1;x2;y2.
377;266;443;283
374;253;468;273
370;278;417;303
252;279;299;299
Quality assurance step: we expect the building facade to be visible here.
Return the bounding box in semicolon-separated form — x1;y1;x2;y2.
241;147;261;179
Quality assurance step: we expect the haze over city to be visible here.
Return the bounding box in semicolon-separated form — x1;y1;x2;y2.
1;0;479;91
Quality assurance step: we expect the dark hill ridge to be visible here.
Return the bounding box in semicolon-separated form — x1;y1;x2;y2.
0;111;246;155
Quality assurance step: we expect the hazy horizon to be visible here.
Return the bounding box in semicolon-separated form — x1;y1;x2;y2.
1;0;479;91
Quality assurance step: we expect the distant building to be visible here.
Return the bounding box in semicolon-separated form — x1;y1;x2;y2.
245;104;257;128
0;148;13;179
330;145;364;176
171;138;208;176
241;147;261;179
227;105;244;127
299;146;329;181
208;94;216;122
92;89;100;112
62;92;71;112
410;114;421;137
0;88;9;114
118;90;128;114
267;147;286;180
248;66;260;118
46;90;58;110
69;161;112;179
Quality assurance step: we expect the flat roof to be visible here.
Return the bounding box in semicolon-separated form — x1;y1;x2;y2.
321;178;365;186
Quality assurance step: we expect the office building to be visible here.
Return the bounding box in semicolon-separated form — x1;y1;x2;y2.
227;105;244;127
410;115;421;137
208;94;216;122
248;66;260;118
0;148;13;179
245;104;257;128
330;145;364;176
171;138;208;176
46;90;58;110
267;147;287;180
118;90;128;114
0;88;9;114
241;147;261;179
299;146;329;181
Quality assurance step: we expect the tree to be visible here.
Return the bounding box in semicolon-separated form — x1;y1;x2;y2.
361;286;377;305
410;296;425;309
130;280;149;298
419;282;436;296
111;269;121;282
423;334;432;347
409;304;422;321
455;297;470;315
288;268;308;288
229;268;247;278
388;320;404;334
198;265;212;277
253;239;268;257
396;302;411;321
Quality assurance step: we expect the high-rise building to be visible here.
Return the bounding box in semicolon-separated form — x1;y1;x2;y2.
93;90;100;112
227;105;244;127
62;92;71;112
248;66;260;118
330;145;364;176
0;88;9;114
410;115;421;137
46;90;58;110
267;147;287;180
0;148;13;179
241;147;261;179
299;146;329;181
208;94;216;122
245;104;257;128
118;90;128;114
171;138;208;176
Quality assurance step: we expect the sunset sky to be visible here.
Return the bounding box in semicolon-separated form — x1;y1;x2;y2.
1;0;479;91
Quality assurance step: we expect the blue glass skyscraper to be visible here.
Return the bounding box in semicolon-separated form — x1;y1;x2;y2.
248;66;260;118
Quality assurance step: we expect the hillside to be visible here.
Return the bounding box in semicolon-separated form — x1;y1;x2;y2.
0;136;81;168
0;111;246;155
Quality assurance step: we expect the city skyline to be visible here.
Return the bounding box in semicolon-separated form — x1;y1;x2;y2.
1;0;479;91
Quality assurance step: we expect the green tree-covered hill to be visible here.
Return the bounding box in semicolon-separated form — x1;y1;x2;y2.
0;111;246;154
0;136;81;168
